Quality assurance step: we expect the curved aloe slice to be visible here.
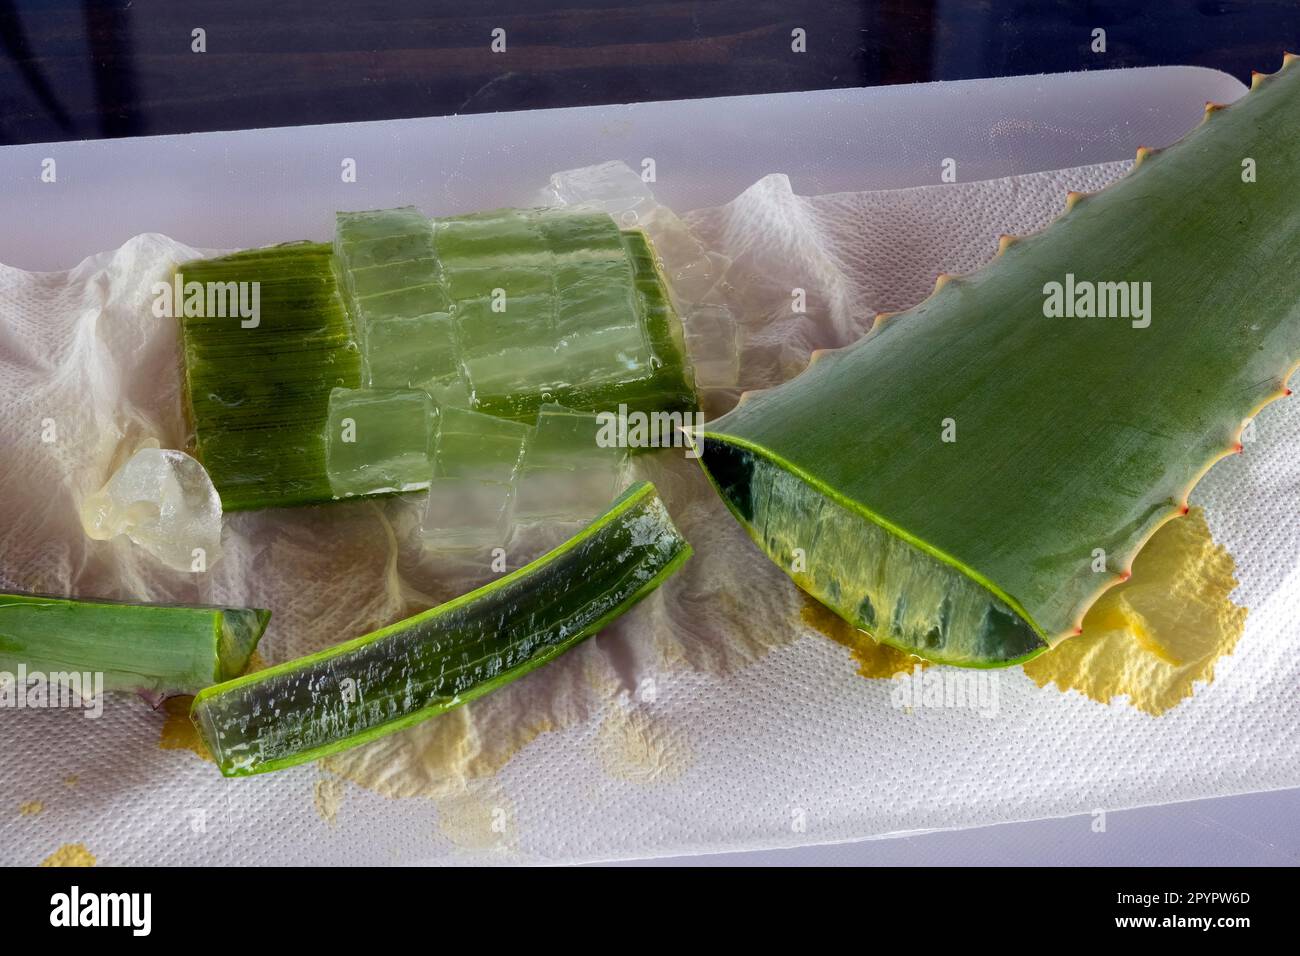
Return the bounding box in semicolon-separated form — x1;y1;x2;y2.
191;480;691;776
701;56;1300;667
0;592;269;696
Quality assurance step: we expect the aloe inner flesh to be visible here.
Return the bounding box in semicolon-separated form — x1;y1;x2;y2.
701;57;1300;666
190;480;690;776
0;592;269;696
334;206;696;423
703;441;1042;666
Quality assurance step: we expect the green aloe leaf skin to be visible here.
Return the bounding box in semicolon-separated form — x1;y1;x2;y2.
190;481;691;776
178;242;362;512
0;593;269;697
701;56;1300;667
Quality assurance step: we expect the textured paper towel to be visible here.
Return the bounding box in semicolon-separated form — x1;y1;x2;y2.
2;159;1298;865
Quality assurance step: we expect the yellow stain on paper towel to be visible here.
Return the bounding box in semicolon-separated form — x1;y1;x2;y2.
1023;507;1247;715
314;651;695;843
39;843;96;867
313;776;347;826
434;785;517;852
800;596;923;679
322;703;555;802
319;696;558;850
596;704;694;784
157;696;211;762
18;800;44;817
156;652;265;761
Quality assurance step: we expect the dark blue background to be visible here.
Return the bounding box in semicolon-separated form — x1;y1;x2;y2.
1;1;1296;145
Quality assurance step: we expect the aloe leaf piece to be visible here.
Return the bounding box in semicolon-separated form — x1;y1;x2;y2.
190;480;691;776
177;241;363;511
0;592;269;697
700;56;1300;667
337;205;698;424
182;209;695;511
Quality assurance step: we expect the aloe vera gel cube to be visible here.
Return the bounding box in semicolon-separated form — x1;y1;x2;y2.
363;312;459;389
336;207;448;329
682;303;740;387
419;476;513;550
420;407;528;548
543;161;657;227
514;404;627;521
433;406;529;482
325;387;434;497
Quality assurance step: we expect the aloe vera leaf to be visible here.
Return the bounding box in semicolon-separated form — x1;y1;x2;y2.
0;592;269;696
700;57;1300;667
190;480;691;776
178;242;363;511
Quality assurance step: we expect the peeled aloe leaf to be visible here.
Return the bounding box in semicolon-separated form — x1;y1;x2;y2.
181;208;695;511
336;205;697;423
190;481;690;776
700;57;1300;667
0;592;269;697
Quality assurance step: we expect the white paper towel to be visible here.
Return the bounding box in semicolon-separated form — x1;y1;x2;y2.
2;159;1297;866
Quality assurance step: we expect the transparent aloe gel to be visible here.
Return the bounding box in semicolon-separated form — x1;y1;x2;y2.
324;387;435;497
514;404;628;522
419;406;529;549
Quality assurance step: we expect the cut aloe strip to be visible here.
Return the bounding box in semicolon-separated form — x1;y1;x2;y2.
191;480;691;775
700;57;1300;666
0;592;269;697
178;242;362;511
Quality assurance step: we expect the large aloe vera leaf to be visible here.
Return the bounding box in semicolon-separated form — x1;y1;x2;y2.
190;480;690;775
178;242;362;511
0;592;269;696
700;57;1300;667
